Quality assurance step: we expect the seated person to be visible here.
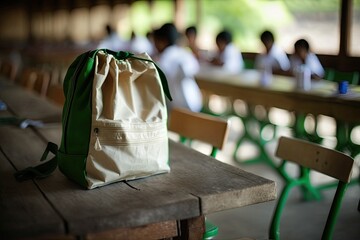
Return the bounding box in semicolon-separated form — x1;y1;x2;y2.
97;24;128;51
128;31;154;55
290;38;325;79
209;30;244;74
255;30;290;74
185;26;201;59
153;23;202;112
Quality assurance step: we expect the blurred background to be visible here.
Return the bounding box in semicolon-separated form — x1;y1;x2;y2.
0;0;359;72
1;2;359;239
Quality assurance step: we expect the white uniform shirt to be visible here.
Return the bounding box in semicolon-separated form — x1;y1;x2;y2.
156;45;202;112
97;32;129;51
129;36;154;56
290;53;325;78
255;44;290;71
219;43;244;74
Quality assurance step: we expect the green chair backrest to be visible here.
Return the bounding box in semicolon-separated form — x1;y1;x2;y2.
324;68;335;81
244;58;255;70
333;70;359;85
269;136;354;240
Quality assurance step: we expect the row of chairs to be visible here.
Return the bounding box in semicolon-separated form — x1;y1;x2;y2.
0;59;65;106
168;107;355;240
0;59;19;82
324;68;359;85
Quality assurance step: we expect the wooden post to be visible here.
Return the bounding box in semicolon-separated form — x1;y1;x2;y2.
195;0;202;28
174;0;185;31
26;1;34;44
176;215;205;240
338;0;353;69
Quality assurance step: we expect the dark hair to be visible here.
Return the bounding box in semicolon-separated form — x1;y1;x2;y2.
105;24;112;35
216;30;232;44
185;26;197;36
294;39;310;51
260;30;274;43
153;23;179;46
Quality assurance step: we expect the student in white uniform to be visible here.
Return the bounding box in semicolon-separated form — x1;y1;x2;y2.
129;31;154;56
97;24;128;51
153;23;202;112
290;39;325;79
210;30;244;74
185;26;201;60
255;30;290;73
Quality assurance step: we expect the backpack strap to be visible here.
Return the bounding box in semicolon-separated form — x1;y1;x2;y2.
14;51;93;182
14;142;58;181
0;116;24;126
99;49;173;101
0;116;44;128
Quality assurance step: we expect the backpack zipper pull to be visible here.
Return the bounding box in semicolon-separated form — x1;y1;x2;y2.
94;128;102;151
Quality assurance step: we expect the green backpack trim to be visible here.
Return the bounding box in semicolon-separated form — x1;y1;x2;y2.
58;50;95;187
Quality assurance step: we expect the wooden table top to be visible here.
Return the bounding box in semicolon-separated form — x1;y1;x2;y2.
196;68;360;123
0;79;276;239
0;79;62;122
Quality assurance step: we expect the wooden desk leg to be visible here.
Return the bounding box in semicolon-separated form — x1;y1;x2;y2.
176;215;205;240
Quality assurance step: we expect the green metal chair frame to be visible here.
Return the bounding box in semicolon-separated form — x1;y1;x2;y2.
324;68;360;85
330;70;360;161
332;70;359;85
232;105;277;168
244;58;255;70
200;83;277;169
168;107;230;239
270;136;354;240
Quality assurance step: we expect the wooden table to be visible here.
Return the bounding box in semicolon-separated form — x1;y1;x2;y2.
196;67;360;200
0;79;276;239
196;68;360;123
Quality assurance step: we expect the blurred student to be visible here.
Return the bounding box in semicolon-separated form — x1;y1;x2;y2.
129;31;154;55
209;30;244;74
97;24;128;51
290;38;325;79
255;30;290;73
153;23;202;112
185;26;200;59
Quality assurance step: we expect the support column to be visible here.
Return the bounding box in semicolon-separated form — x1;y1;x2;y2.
338;0;353;69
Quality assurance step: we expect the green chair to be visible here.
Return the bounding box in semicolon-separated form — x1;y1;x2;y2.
331;70;360;158
244;58;255;69
232;104;277;168
332;70;359;85
270;136;354;240
318;69;360;162
169;107;230;239
323;68;360;84
324;68;335;81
